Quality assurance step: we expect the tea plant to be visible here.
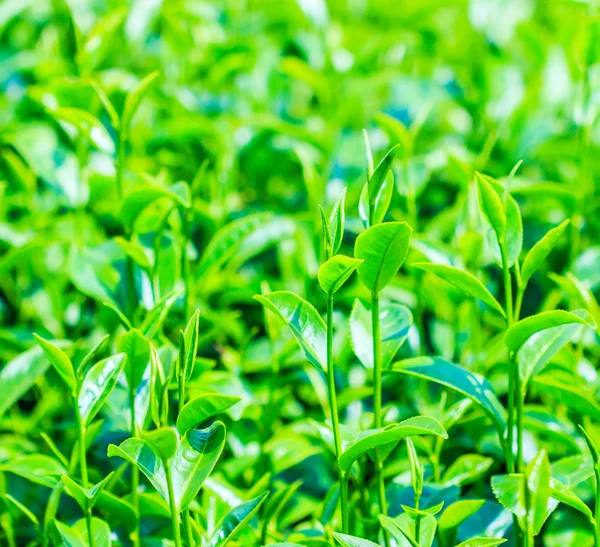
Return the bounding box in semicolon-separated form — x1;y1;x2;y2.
2;1;600;547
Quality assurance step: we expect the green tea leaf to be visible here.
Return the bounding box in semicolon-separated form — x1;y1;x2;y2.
141;427;178;461
526;449;552;535
1;455;66;488
475;172;505;242
121;70;160;134
521;220;570;288
0;345;55;418
78;353;127;426
504;309;595;352
390;357;506;436
117;329;151;391
208;491;269;547
533;375;600;421
177;393;242;434
368;145;400;202
438;499;485;532
454;539;507;547
350;299;412;370
318;255;362;294
183;309;200;381
173;421;226;510
33;334;77;393
550;478;594;523
355;222;412;292
333;533;380;547
61;473;114;511
338;415;447;473
442;454;494;487
254;291;326;371
328;188;347;255
120;182;191;227
412;263;505;318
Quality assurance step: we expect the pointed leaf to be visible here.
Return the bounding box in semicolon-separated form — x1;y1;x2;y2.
328;188;346;255
117;329;151;391
355;222;412;292
183;309;200;381
505;309;595;352
368;145;400;202
177;394;242;434
1;455;66;488
209;492;269;547
390;357;506;436
350;300;412;370
338;415;447;473
33;334;76;392
521;220;570;287
121;70;160;134
438;499;485;532
412;263;505;318
318;255;362;294
78;353;127;426
454;539;506;547
526;450;552;535
254;291;326;371
475;172;505;242
333;533;380;547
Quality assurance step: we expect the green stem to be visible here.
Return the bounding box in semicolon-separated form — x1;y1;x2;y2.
326;294;348;533
372;290;389;547
515;361;524;473
116;129;125;201
501;245;515;474
415;491;421;544
165;462;183;547
129;386;140;547
181;209;191;320
183;509;194;546
594;467;600;547
74;400;94;547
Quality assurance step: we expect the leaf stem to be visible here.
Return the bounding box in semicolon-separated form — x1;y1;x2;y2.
326;293;348;533
371;289;389;547
594;465;600;547
129;384;140;547
74;399;94;547
165;462;183;547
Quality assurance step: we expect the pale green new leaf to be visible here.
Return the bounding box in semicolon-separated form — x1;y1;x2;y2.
318;255;362;294
438;499;485;532
350;300;412;370
78;353;127;426
121;70;160;134
1;455;66;488
177;393;241;434
338;416;447;473
208;492;269;547
254;291;326;371
355;222;412;292
475;172;505;242
61;473;114;511
33;334;77;393
183;309;200;381
333;533;380;547
504;309;595;352
454;539;506;547
142;427;179;462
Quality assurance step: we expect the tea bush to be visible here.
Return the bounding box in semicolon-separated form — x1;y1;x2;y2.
2;1;600;546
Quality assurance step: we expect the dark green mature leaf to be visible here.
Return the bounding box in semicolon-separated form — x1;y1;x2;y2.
390;357;506;436
521;220;570;287
78;353;127;425
176;393;242;434
350;300;412;370
354;222;412;292
0;345;54;418
33;334;77;392
504;309;595;352
120;182;191;227
412;263;505;318
208;491;269;547
254;291;326;371
318;255;362;294
1;455;66;488
338;416;447;473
